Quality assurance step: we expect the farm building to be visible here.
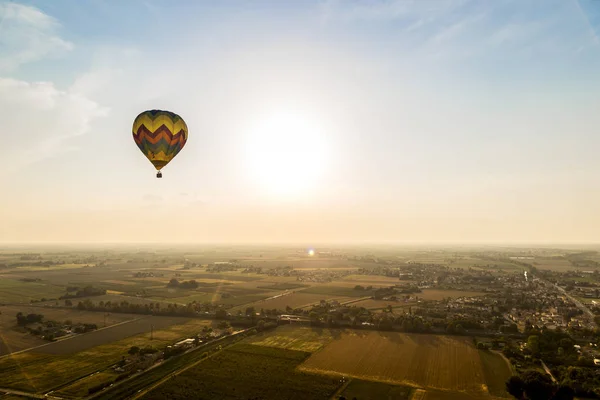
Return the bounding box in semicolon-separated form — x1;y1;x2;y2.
174;338;195;349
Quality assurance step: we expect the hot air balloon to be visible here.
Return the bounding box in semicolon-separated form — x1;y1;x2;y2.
132;109;188;178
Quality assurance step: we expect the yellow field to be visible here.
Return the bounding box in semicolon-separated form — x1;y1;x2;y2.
15;263;91;271
299;331;497;394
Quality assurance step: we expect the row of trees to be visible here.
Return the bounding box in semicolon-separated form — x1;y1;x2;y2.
16;312;43;326
166;279;199;289
73;298;205;317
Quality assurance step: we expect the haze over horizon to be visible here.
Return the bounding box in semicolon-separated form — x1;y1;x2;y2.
2;0;600;244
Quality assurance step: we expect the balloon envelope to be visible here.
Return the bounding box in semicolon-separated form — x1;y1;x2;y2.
132;109;188;171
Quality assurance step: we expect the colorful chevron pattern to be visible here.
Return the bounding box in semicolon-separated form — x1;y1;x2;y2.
132;110;188;171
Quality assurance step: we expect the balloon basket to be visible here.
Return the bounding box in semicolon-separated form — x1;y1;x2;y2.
156;171;162;178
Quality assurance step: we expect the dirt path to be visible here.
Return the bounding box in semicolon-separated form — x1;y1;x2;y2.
541;360;557;383
492;349;515;375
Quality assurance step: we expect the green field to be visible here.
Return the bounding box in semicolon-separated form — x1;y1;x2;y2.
142;343;341;400
246;325;337;352
55;371;119;398
479;350;513;398
341;379;413;400
0;279;66;303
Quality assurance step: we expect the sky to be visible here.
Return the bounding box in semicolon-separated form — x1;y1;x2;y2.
1;0;600;244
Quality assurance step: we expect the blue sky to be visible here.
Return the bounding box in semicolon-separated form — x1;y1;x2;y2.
2;0;600;243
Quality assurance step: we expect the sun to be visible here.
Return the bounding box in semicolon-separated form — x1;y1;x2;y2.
244;111;328;197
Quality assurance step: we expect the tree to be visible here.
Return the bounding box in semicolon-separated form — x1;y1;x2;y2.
522;370;555;400
455;324;466;334
506;376;525;400
167;278;179;288
64;299;72;306
552;385;574;400
527;335;540;355
245;306;255;316
215;309;227;320
128;346;140;355
559;338;573;351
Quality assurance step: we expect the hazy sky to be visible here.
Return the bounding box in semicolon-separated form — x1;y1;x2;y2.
2;0;600;244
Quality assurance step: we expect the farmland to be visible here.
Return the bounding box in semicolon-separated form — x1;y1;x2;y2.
0;317;210;392
55;371;119;398
0;278;66;303
246;325;337;352
0;244;594;399
0;305;138;355
340;379;413;400
532;257;575;272
141;343;341;400
237;292;354;311
479;350;513;398
298;330;508;395
300;285;372;297
350;298;416;310
35;315;188;354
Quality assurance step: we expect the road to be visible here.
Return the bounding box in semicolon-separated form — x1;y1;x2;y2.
553;282;597;328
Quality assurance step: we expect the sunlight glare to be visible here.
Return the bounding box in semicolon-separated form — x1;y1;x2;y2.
244;111;328;197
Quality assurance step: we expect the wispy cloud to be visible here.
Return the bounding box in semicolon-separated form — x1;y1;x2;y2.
0;2;73;72
319;0;470;23
320;0;598;62
0;78;107;173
